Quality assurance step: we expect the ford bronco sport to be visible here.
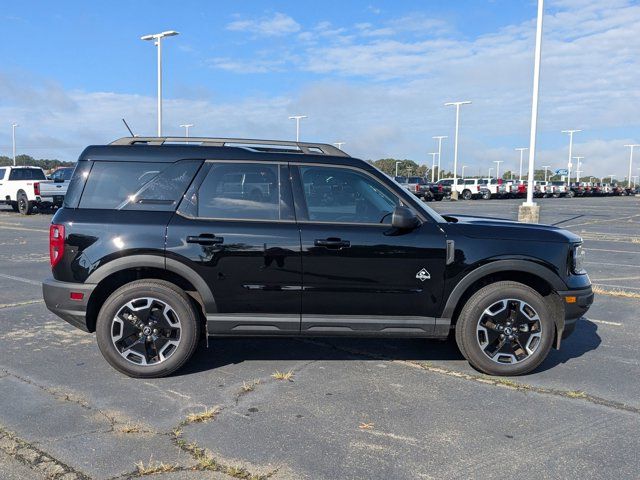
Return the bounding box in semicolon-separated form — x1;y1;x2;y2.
42;137;593;378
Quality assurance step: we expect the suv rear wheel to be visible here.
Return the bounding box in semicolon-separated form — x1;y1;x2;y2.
96;280;201;378
461;189;472;200
17;192;33;215
455;281;554;376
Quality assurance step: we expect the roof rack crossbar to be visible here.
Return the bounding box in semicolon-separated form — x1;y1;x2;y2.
109;137;349;157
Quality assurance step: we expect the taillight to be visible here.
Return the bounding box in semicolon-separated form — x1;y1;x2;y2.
415;184;420;192
438;185;443;193
34;182;40;196
49;224;65;268
477;185;480;191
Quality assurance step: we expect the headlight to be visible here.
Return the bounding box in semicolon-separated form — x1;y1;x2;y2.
572;244;586;274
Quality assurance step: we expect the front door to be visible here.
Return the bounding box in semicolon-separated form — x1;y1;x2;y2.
166;161;302;334
291;164;447;336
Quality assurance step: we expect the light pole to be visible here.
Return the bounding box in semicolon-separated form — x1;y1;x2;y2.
561;129;581;186
624;144;640;188
488;167;493;178
288;115;307;142
11;123;18;166
520;0;544;222
141;30;179;137
432;136;447;182
333;142;345;150
180;123;193;139
429;153;438;182
609;174;616;183
461;165;468;179
632;175;638;188
493;160;503;180
542;165;551;182
443;102;471;200
395;161;402;177
573;156;584;182
515;147;528;181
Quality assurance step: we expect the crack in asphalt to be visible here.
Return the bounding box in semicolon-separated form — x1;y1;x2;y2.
298;339;640;416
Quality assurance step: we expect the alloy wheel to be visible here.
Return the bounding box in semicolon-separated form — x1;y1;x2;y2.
476;298;542;364
111;297;182;366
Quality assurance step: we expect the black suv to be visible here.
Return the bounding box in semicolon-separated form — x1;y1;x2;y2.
43;137;593;378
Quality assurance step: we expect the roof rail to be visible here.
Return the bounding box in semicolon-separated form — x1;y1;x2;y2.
109;137;350;157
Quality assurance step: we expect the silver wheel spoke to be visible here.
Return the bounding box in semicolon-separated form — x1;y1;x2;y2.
111;296;182;366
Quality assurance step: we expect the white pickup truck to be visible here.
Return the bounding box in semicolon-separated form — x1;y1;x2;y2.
0;166;70;214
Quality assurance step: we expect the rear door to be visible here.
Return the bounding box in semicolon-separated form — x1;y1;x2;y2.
166;160;303;334
291;163;447;336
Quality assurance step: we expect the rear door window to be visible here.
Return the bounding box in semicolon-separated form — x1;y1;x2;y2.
9;168;46;181
79;160;201;210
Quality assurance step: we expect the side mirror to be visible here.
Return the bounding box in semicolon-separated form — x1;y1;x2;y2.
391;206;420;230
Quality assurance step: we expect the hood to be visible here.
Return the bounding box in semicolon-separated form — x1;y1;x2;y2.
441;214;582;243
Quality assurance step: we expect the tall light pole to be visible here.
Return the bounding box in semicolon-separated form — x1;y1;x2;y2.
542;165;551;182
333;142;345;150
443;102;471;200
561;129;581;185
488;167;493;178
180;123;193;138
288;115;307;142
429;153;438;182
461;165;468;179
493;160;503;180
395;161;402;177
573;156;584;182
515;147;528;181
624;144;640;188
141;30;179;137
11;123;18;166
609;174;616;183
432;136;447;181
520;0;544;222
632;175;638;188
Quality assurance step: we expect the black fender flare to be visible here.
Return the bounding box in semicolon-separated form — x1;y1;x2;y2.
441;259;566;320
85;254;216;312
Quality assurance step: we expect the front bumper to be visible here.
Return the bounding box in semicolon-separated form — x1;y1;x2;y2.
42;277;96;332
557;285;594;340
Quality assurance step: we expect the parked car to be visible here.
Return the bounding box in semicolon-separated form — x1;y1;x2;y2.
0;166;67;214
43;136;593;378
397;176;430;199
549;181;571;197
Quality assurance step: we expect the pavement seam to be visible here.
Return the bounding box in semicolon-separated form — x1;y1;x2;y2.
0;426;91;480
0;299;44;309
298;339;640;416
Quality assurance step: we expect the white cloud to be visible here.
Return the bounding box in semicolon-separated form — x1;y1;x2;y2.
226;12;300;37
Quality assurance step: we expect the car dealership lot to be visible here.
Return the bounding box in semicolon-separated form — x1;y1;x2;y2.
0;196;638;480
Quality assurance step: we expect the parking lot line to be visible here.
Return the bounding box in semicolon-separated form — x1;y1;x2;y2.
0;223;48;233
0;299;43;309
589;319;623;327
0;273;41;286
585;247;640;255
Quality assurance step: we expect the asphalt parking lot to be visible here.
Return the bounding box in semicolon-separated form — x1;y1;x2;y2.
0;196;639;480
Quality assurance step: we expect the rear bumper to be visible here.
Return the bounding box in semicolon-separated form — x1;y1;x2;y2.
42;277;96;332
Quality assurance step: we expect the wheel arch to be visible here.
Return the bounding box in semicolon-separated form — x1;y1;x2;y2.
85;255;215;332
442;259;566;326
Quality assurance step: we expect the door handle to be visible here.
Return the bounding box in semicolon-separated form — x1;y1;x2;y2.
314;238;351;249
186;234;224;245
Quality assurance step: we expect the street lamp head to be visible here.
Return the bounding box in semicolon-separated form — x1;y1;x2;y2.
561;129;582;134
179;124;194;128
288;115;307;120
444;101;472;107
12;123;19;128
141;31;179;41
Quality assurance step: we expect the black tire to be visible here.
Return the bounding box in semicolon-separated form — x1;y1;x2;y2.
17;192;33;215
461;189;472;201
481;191;491;200
566;190;574;198
10;202;18;212
455;281;554;376
96;280;201;378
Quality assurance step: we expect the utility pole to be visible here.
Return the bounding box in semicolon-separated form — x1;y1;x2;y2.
493;160;504;180
519;0;545;223
288;115;307;142
542;165;551;182
11;123;19;166
562;129;581;186
141;30;180;136
573;156;584;182
443;102;471;200
395;161;402;177
429;153;438;182
432;136;447;182
461;165;468;179
624;144;640;188
515;147;528;181
180;123;193;141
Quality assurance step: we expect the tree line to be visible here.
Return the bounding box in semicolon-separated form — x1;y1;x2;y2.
0;154;75;171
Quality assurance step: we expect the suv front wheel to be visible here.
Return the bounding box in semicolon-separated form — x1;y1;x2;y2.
96;280;201;378
455;281;554;376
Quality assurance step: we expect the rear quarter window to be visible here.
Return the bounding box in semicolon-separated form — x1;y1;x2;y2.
9;168;46;181
0;168;6;180
78;160;201;211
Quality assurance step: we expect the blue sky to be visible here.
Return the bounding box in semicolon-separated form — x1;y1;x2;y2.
1;0;639;179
